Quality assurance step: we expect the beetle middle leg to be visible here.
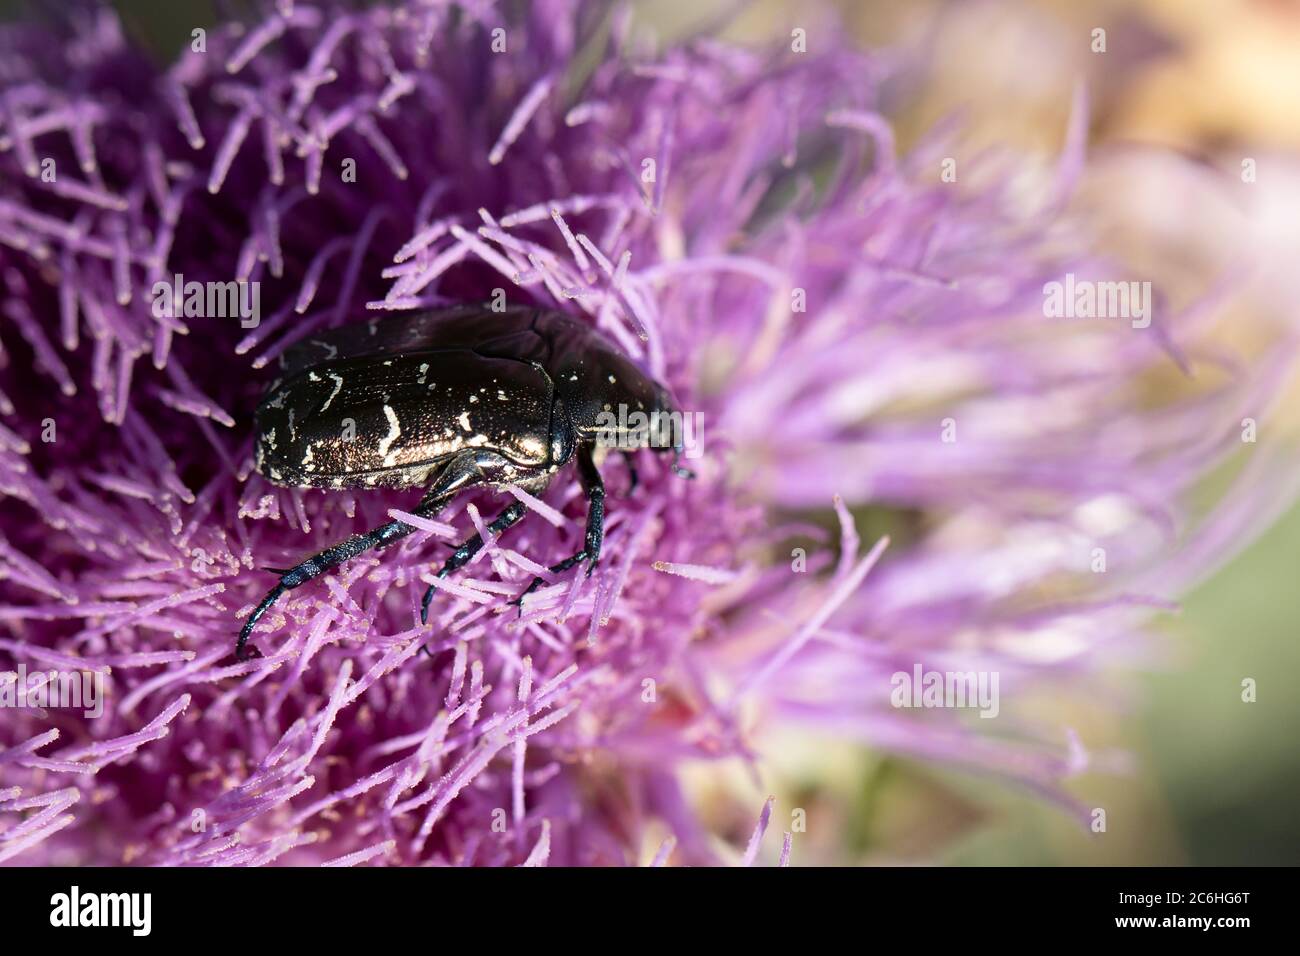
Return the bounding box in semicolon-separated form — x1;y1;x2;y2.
419;500;527;624
622;451;639;494
511;443;606;611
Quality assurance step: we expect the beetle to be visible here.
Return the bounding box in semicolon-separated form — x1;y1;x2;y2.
235;304;692;660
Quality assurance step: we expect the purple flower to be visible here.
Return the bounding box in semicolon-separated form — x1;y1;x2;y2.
0;2;1293;866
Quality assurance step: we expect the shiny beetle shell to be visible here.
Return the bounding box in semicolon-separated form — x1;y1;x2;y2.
253;305;672;491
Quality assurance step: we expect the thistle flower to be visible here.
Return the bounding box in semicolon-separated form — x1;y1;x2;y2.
0;2;1293;866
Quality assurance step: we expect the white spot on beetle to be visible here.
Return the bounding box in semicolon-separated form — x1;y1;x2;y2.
458;411;471;431
378;405;402;465
417;363;430;384
469;394;479;403
320;373;344;412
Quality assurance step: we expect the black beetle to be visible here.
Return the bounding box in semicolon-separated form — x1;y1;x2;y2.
236;304;691;660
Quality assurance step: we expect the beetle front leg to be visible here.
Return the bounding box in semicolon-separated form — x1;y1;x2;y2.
511;444;605;612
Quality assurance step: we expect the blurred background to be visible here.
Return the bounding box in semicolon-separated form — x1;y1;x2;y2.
719;0;1300;866
3;0;1297;864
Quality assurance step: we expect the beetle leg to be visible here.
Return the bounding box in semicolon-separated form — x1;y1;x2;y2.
577;443;606;574
622;451;639;495
670;448;695;480
511;444;605;613
509;551;589;612
419;501;527;626
235;486;452;661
